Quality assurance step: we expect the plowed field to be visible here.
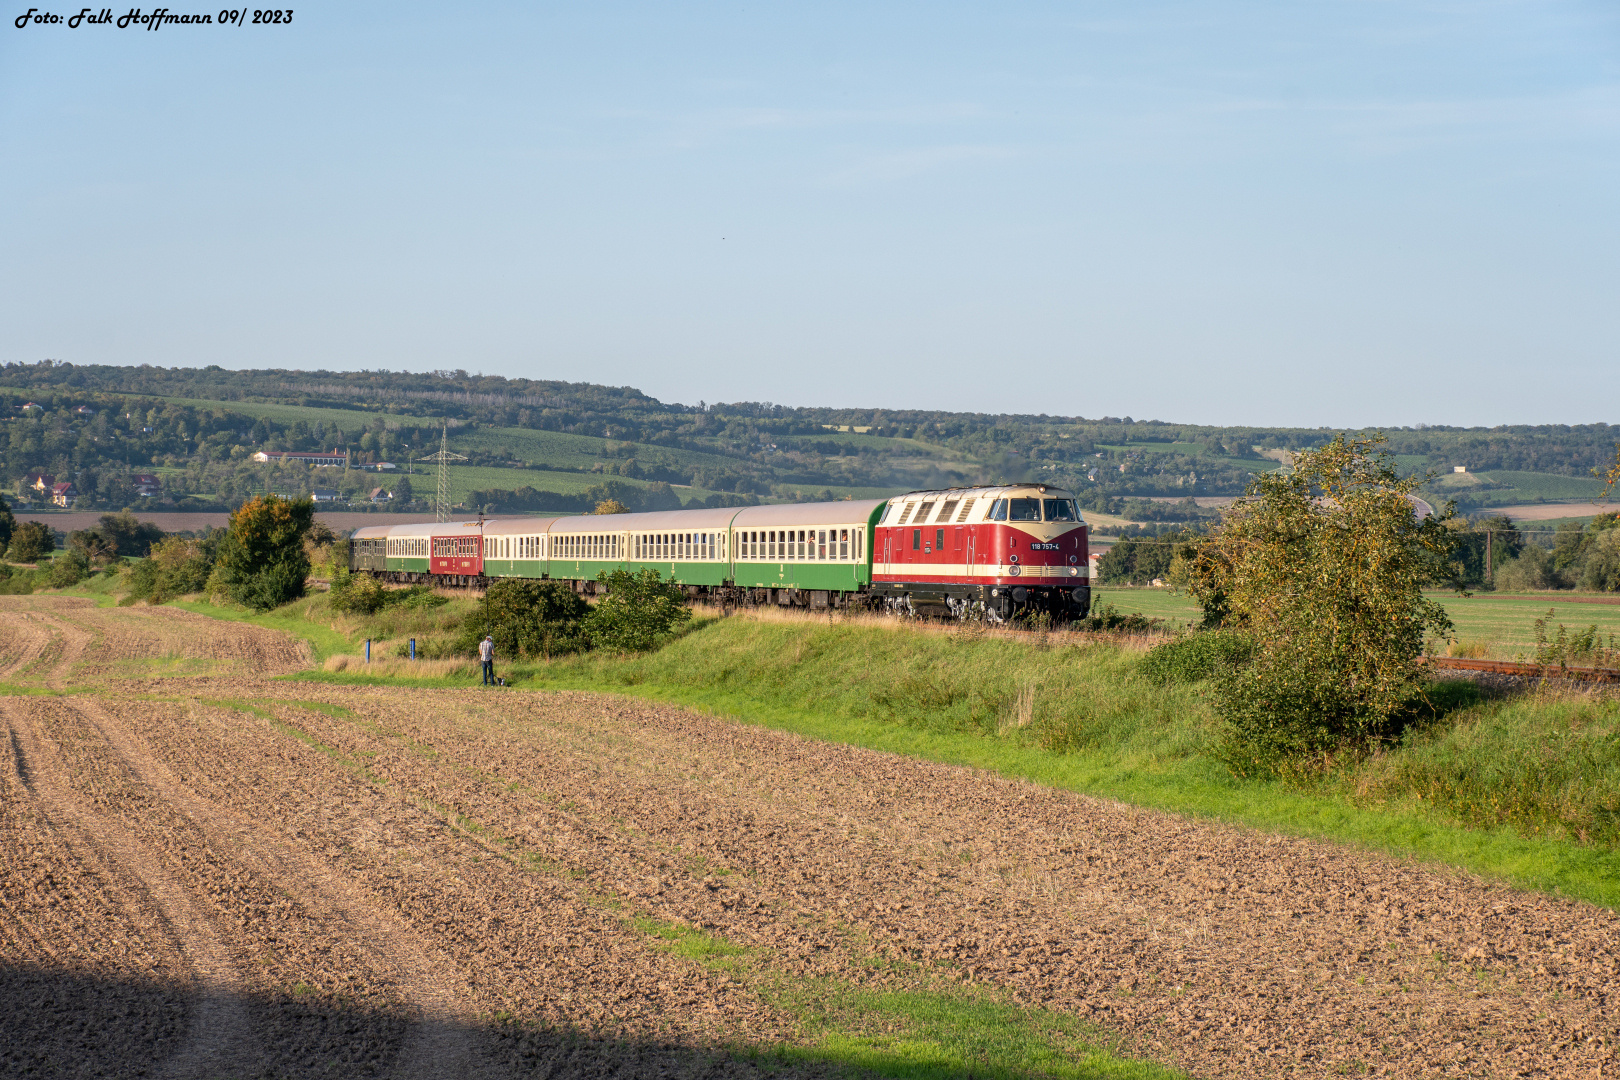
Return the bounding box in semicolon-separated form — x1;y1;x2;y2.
1;595;1616;1078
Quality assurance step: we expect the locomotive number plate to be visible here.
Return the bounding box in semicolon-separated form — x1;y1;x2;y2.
1029;542;1060;551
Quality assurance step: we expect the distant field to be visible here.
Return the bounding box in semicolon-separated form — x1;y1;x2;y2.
1431;593;1620;655
1088;587;1620;656
460;424;751;475
136;393;444;431
1089;587;1202;630
1489;503;1619;523
436;464;731;506
1423;470;1608;508
1093;443;1278;474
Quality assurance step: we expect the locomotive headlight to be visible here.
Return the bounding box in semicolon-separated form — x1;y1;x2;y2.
1068;566;1079;576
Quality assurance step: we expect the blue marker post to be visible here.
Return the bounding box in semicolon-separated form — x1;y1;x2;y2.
409;638;417;661
365;638;372;664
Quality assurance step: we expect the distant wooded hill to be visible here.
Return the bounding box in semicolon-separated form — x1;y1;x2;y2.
1;360;1612;515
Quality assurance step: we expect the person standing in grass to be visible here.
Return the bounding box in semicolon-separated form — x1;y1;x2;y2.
479;634;496;686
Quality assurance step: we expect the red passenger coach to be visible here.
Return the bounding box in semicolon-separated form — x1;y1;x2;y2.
429;522;485;585
872;485;1089;621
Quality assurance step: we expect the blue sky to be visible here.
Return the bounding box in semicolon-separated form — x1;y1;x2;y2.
2;2;1616;426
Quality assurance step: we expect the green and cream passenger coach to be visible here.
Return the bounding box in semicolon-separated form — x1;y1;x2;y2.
348;491;1087;619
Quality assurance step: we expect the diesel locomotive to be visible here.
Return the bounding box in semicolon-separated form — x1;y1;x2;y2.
349;483;1090;621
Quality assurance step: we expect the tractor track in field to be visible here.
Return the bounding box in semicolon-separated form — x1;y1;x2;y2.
1;595;1617;1078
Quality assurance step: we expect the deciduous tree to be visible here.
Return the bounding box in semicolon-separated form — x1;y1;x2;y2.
210;494;314;610
1187;434;1457;773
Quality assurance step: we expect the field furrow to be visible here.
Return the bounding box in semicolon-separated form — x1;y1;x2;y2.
1;595;1616;1078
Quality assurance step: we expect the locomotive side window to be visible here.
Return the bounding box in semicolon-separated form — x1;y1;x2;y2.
936;528;945;553
1009;498;1041;521
912;529;921;551
988;499;1008;521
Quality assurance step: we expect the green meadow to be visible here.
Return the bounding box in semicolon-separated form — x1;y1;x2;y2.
1092;586;1620;657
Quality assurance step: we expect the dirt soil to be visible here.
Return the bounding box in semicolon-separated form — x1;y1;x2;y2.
2;595;1617;1078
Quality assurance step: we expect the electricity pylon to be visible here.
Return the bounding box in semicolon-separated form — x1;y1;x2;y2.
420;423;467;522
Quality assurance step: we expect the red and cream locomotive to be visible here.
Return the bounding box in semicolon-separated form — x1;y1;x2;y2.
871;484;1089;621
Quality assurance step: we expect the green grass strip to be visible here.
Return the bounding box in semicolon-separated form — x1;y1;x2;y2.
758;982;1182;1080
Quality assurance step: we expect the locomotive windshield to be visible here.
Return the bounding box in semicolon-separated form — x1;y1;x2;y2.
1007;498;1041;521
1043;498;1078;521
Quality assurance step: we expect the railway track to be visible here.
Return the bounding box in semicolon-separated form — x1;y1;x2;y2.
1418;654;1620;682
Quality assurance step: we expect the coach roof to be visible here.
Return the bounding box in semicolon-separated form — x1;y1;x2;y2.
548;507;745;534
731;499;886;528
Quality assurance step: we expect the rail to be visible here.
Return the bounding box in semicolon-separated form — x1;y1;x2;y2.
1417;655;1620;683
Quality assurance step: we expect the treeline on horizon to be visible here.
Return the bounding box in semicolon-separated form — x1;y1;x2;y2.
2;360;1613;510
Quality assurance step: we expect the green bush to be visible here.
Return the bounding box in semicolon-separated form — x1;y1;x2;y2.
210;495;314;611
121;558;158;604
1581;528;1620;592
1185;435;1457;775
48;551;90;588
1070;603;1165;634
0;567;41;595
121;536;216;605
583;568;691;652
455;579;589;659
7;521;55;563
330;571;448;617
329;570;388;615
1138;631;1255;685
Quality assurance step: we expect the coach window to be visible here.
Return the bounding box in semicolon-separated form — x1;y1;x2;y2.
855;529;863;560
1009;498;1041;521
839;529;849;559
795;530;804;558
